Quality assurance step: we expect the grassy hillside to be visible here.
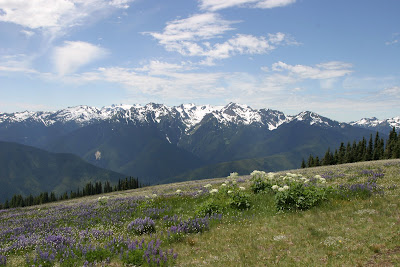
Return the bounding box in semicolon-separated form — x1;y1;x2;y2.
0;159;399;266
0;141;126;202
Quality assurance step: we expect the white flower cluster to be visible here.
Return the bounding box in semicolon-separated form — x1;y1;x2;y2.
314;175;326;183
227;172;239;179
251;170;327;193
97;196;109;206
210;188;219;194
272;185;290;192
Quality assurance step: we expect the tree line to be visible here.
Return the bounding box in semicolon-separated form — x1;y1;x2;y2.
302;127;400;168
0;177;142;210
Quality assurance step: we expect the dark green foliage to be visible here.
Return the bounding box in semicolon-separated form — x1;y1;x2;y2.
250;177;268;193
229;191;251;210
196;199;224;217
85;248;112;263
122;250;144;265
301;158;306;168
275;183;328;211
304;129;400;168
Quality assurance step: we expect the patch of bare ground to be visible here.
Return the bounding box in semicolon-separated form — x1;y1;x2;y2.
364;246;400;266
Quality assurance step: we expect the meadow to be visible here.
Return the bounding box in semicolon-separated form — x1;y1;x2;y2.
1;159;399;266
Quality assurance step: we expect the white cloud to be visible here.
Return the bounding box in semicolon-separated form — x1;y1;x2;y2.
20;30;35;37
0;54;38;74
52;41;108;75
0;0;134;36
145;13;236;51
255;0;296;9
146;13;293;63
385;33;399;46
199;0;296;11
380;86;400;96
271;61;353;80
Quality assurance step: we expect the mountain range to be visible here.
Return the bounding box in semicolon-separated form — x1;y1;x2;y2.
0;103;398;197
0;141;125;202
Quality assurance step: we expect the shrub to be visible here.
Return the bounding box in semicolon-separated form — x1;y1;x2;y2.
128;217;156;235
250;177;268;193
275;182;328;211
196;199;223;217
229;191;251;210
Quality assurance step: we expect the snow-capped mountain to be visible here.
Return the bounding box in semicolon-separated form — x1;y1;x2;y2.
0;102;340;132
0;102;381;185
350;116;400;134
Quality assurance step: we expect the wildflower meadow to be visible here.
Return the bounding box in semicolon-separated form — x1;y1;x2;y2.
1;159;399;266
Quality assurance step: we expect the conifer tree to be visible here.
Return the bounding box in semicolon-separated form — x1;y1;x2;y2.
301;158;306;168
366;134;373;161
307;154;315;167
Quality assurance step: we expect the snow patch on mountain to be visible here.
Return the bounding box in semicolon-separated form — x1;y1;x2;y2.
350;116;400;129
0;103;362;132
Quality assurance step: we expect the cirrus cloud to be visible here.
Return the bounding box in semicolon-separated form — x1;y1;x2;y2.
199;0;296;11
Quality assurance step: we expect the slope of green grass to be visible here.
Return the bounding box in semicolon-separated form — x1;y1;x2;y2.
1;159;399;266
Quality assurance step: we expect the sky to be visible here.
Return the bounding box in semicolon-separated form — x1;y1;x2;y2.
0;0;399;122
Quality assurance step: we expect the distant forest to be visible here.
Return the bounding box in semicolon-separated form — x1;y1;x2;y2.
302;127;400;168
0;177;141;210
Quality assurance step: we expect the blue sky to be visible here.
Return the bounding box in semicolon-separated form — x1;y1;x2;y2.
0;0;399;122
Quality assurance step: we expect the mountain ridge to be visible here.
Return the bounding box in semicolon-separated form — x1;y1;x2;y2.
0;102;361;132
0;141;126;202
0;102;394;185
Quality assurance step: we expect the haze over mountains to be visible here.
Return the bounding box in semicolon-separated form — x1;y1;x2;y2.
0;102;398;200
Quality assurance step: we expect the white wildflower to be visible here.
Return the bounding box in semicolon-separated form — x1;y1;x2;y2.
221;183;227;187
273;235;287;241
314;175;322;179
271;185;279;190
232;180;237;185
227;190;233;194
152;194;157;198
145;195;149;199
239;186;245;191
176;189;182;194
283;185;290;191
204;184;212;188
229;172;239;179
210;189;218;194
278;187;285;192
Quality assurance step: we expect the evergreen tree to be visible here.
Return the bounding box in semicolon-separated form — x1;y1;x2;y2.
385;127;398;159
50;192;57;202
333;149;339;165
366;134;373;161
307;154;315;167
301;158;306;168
345;142;353;163
338;142;346;164
373;132;381;160
315;156;320;166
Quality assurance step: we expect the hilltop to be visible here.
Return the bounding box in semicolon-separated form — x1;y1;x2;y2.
0;159;399;266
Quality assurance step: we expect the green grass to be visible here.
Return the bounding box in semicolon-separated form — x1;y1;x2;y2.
1;159;399;266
